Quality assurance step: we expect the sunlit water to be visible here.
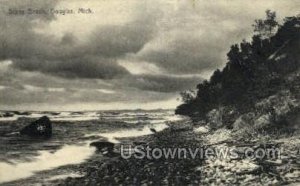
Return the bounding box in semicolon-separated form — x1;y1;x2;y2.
0;110;183;184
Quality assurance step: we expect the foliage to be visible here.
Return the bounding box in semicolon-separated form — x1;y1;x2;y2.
176;11;300;121
179;90;196;104
253;10;279;39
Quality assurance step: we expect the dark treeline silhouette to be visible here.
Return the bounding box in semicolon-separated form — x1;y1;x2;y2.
176;11;300;121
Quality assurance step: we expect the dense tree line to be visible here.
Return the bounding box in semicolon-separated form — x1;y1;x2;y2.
176;11;300;120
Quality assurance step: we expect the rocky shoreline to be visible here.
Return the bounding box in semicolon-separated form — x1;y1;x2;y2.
55;119;300;186
60;120;203;185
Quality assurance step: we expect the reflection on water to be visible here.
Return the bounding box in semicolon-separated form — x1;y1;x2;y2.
0;144;95;184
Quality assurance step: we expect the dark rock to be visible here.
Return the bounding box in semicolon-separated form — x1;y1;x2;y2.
71;112;84;115
50;112;60;116
3;112;14;117
150;128;157;133
12;111;31;115
20;116;52;138
90;141;114;152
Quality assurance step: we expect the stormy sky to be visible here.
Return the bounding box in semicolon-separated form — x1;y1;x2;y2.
0;0;299;111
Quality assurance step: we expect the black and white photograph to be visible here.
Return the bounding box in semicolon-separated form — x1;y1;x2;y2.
0;0;299;185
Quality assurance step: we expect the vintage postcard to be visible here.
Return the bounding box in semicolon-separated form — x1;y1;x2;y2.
0;0;299;185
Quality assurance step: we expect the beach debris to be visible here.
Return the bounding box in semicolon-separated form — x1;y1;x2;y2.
90;141;114;153
20;116;52;138
1;112;14;117
150;128;157;133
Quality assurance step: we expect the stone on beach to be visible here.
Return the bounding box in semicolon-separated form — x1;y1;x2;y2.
90;141;114;153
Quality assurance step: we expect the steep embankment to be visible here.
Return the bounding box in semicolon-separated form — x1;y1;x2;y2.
176;14;300;134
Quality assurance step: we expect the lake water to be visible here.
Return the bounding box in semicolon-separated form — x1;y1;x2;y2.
0;110;183;184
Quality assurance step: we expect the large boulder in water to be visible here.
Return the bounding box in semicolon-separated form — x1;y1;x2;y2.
20;116;52;138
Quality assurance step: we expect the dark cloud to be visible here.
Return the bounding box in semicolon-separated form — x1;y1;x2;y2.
85;19;157;58
0;0;159;79
130;0;299;74
131;4;255;74
135;36;227;74
12;56;129;79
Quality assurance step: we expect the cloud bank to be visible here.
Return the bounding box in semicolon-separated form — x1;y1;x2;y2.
0;0;299;110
